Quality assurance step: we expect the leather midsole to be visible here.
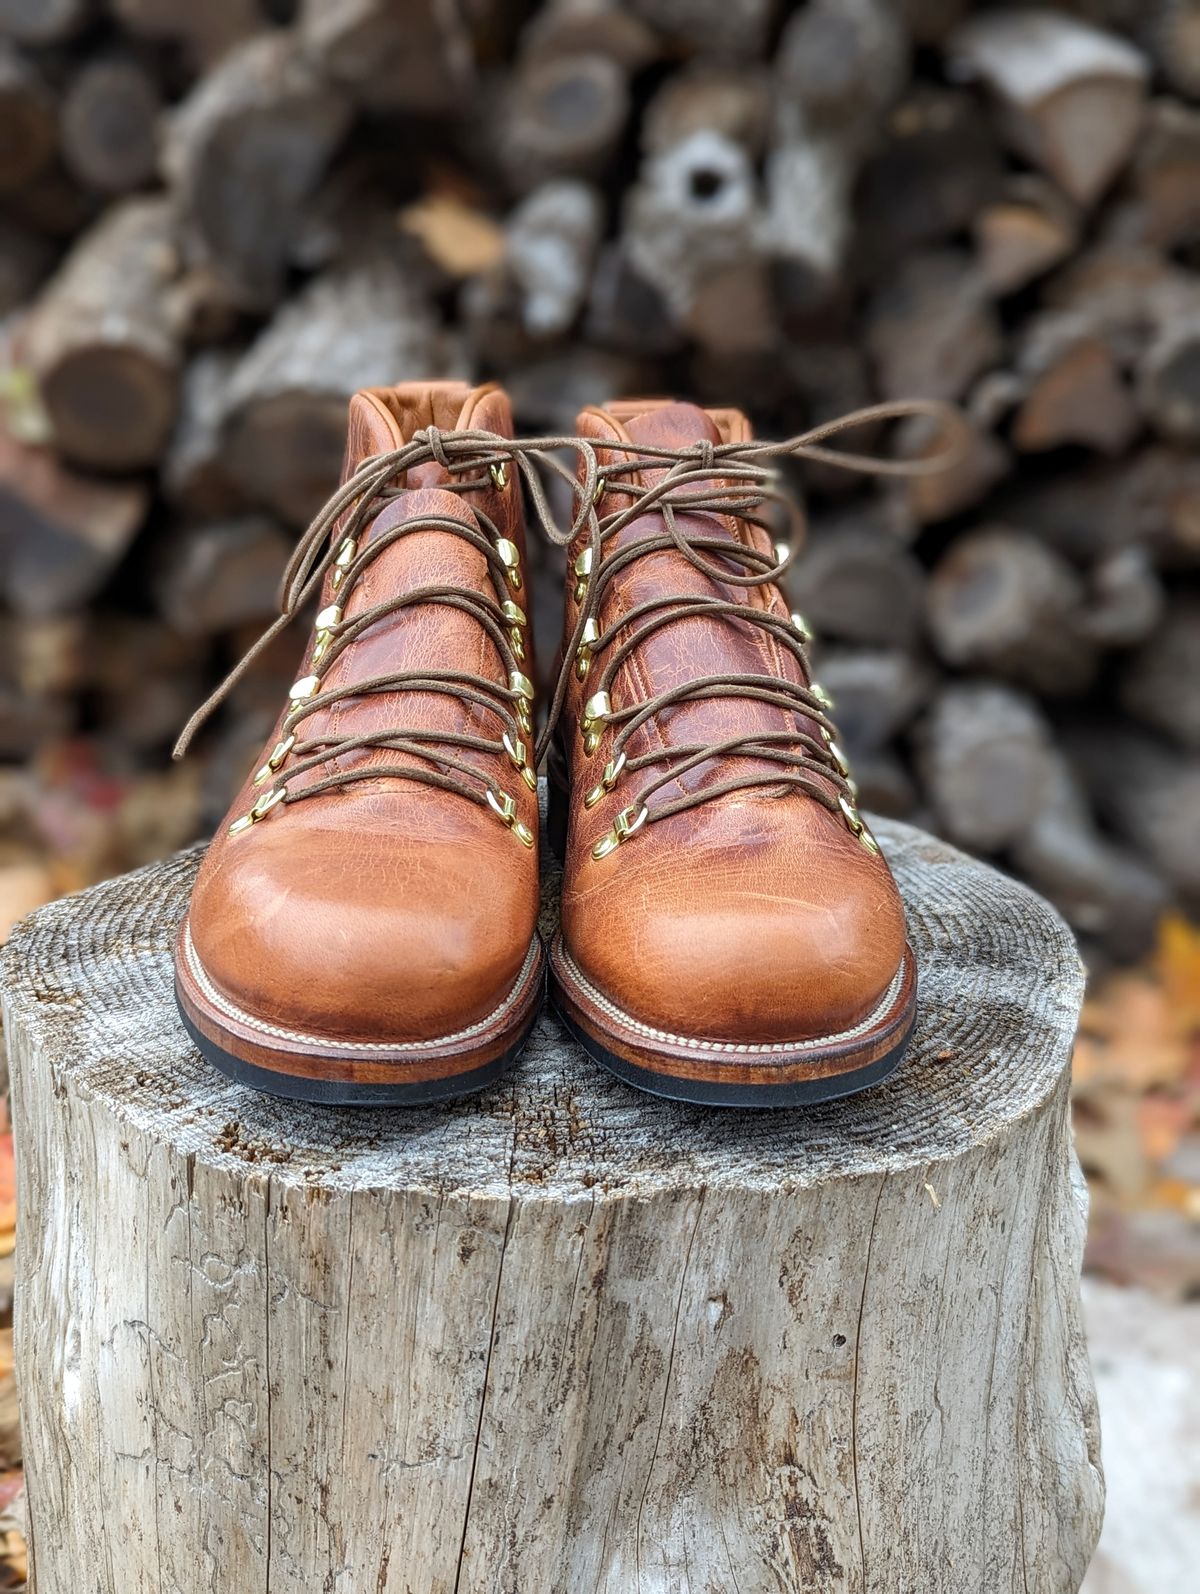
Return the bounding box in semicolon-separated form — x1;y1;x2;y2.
179;917;543;1059
552;934;910;1056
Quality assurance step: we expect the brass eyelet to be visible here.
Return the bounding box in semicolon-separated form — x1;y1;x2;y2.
490;461;509;491
502;731;537;789
253;732;296;786
592;802;647;861
509;669;534;702
790;610;812;643
500;599;526;659
583;751;626;809
330;538;356;591
573;548;593;603
581;689;611;754
826;738;850;777
496;538;522;590
810;683;834;710
288;674;321;707
229;784;287;836
486;786;535;847
575;618;600;680
773;540;791;568
312;604;342;665
838;794;878;852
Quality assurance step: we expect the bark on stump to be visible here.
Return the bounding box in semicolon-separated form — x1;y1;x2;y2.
0;818;1104;1594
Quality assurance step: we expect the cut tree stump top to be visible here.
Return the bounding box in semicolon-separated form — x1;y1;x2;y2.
0;818;1085;1199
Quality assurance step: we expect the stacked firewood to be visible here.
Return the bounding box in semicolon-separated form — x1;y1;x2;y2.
1;0;1198;964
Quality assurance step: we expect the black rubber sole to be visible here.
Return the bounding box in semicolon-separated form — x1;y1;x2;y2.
176;995;536;1107
551;989;914;1108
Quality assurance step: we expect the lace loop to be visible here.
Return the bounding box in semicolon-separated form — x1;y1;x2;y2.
176;401;966;834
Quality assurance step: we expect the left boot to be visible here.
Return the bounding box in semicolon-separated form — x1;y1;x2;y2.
547;398;918;1106
173;381;544;1105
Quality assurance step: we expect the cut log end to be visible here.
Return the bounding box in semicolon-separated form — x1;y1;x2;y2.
1;820;1103;1593
40;344;177;473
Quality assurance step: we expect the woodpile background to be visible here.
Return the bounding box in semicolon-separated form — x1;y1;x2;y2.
1;0;1199;969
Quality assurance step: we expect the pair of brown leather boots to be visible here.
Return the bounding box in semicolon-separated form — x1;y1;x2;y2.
174;381;923;1108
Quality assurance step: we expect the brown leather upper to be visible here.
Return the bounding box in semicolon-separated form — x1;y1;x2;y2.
186;382;540;1044
556;399;908;1044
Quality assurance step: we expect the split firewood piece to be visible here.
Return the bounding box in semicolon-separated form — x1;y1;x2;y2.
1010;749;1168;963
60;53;161;196
927;525;1097;695
857;88;1005;261
642;64;770;157
948;9;1149;208
499;51;629;190
20;196;184;471
0;159;96;241
110;0;263;71
161;349;242;518
220;259;445;527
974;175;1079;295
1081;546;1165;649
0;42;56;192
866;248;1002;402
91;616;206;754
773;0;909;154
1001;445;1200;565
0;219;51;318
153;517;292;638
1069;724;1200;901
916;681;1054;853
0;425;149;616
504;180;604;338
1119;599;1200;751
629;0;776;57
622;129;763;331
0;0;90;45
583;243;681;356
298;0;472;116
1141;0;1200;101
1011;312;1138;455
790;522;926;649
3;613;86;699
1121;98;1200;252
162;32;353;310
893;407;1009;524
521;0;658;73
811;645;934;755
900;0;969;47
1042;242;1195;345
1138;310;1200;443
762;135;854;315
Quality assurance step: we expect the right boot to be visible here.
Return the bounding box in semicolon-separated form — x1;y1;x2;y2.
173;381;545;1105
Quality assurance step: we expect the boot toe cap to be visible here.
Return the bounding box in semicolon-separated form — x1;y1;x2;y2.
561;812;907;1045
187;821;535;1044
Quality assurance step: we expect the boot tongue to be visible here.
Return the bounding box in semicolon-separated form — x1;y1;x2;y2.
622;401;722;458
597;400;801;803
343;390;405;478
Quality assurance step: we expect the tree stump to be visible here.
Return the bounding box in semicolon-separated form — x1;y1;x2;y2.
0;818;1104;1594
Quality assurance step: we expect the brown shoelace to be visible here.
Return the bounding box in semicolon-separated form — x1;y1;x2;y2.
174;431;575;844
539;400;963;856
175;403;962;845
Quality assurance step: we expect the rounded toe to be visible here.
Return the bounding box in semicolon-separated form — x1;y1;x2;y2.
187;821;536;1044
561;811;907;1045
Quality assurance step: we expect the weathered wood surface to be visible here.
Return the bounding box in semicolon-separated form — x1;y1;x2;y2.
1;818;1104;1593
